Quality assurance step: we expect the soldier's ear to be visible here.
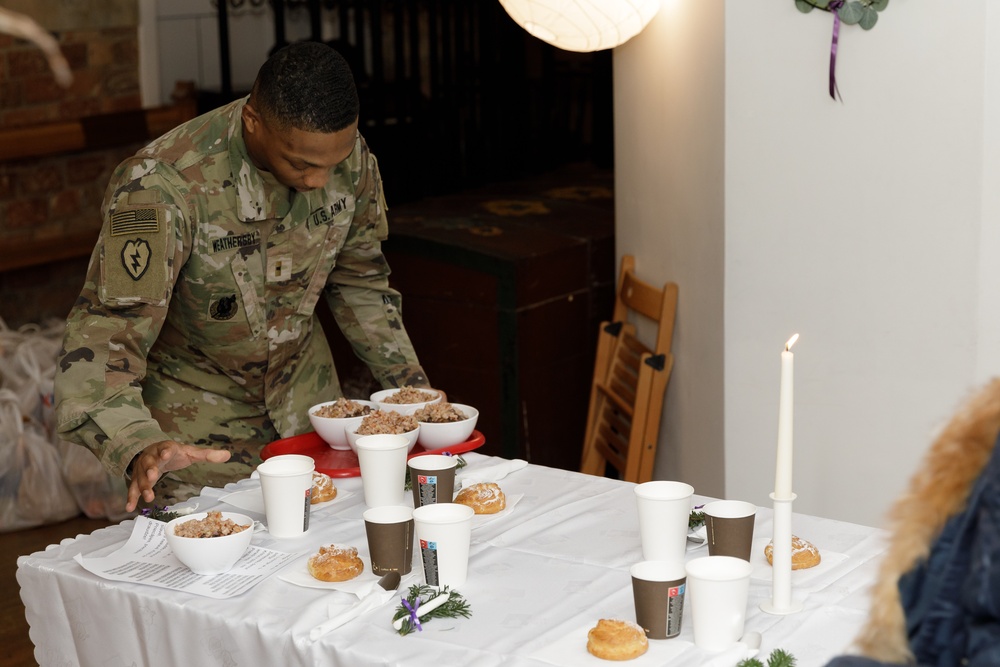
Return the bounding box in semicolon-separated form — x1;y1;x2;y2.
242;102;261;136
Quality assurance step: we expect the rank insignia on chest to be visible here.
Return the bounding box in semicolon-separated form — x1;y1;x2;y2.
267;252;292;283
121;238;151;281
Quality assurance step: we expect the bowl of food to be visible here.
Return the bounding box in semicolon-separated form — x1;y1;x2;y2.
164;510;254;575
345;409;420;453
370;386;442;415
309;397;378;450
414;402;479;450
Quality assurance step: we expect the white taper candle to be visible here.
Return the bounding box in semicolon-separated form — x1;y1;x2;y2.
774;334;798;500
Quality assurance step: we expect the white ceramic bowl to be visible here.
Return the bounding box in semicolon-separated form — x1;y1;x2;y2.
308;399;378;450
415;403;479;450
346;421;420;453
164;511;254;575
370;387;442;415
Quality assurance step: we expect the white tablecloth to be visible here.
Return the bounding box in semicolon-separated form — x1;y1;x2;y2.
17;452;887;666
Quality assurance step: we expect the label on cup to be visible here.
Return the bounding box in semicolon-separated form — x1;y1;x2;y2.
419;538;439;586
667;583;685;638
417;475;438;505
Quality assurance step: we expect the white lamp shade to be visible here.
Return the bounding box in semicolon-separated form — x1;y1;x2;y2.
499;0;661;53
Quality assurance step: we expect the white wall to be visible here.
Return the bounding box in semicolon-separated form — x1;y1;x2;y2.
617;0;1000;527
139;0;315;107
614;0;727;499
978;6;1000;383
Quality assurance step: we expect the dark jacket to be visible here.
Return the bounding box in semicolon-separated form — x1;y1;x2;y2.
827;380;1000;666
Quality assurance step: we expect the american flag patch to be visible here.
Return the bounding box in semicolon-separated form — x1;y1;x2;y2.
110;208;159;236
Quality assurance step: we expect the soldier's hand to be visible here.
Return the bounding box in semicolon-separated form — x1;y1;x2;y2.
126;440;232;511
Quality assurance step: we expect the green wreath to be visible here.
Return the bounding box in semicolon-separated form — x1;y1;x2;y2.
795;0;889;30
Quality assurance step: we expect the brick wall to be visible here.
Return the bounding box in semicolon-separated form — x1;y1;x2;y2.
0;2;142;328
0;27;140;127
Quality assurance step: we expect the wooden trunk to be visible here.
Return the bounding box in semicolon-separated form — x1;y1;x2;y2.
327;163;615;472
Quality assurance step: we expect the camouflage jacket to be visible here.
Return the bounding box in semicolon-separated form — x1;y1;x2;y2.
54;98;428;488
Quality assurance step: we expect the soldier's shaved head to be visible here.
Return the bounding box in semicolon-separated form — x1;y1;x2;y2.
250;41;359;133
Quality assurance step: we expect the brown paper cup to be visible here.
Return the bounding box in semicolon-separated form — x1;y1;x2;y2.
704;500;756;561
407;455;458;507
363;506;414;575
630;560;686;639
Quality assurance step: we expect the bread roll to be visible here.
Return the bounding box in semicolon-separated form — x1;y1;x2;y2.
307;544;364;582
311;471;337;504
586;619;648;661
765;535;821;570
454;482;506;514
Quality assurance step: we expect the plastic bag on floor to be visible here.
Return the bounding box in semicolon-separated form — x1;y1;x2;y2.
57;439;130;520
0;317;132;523
0;390;79;532
0;319;61;425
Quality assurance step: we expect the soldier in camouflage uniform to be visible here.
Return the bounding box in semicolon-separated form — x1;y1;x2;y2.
54;42;429;511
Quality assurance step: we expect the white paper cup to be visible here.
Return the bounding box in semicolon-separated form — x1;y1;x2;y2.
256;454;314;538
684;555;754;651
634;481;694;562
412;503;474;588
356;434;410;507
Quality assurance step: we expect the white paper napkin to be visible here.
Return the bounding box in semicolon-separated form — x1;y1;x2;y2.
471;493;523;522
698;643;755;667
309;586;400;640
219;485;353;514
687;525;708;551
529;621;693;666
278;549;416;597
458;458;528;488
748;537;849;588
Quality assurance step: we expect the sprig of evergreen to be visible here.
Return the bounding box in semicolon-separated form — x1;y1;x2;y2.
392;584;472;636
141;505;184;522
738;648;797;667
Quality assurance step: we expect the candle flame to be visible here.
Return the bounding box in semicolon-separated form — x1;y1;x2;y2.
785;333;799;351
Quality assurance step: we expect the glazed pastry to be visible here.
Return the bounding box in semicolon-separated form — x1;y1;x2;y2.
454;482;506;514
586;618;649;661
311;471;337;504
307;545;364;582
765;535;821;570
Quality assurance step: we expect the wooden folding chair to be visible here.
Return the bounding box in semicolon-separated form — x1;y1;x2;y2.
581;255;678;483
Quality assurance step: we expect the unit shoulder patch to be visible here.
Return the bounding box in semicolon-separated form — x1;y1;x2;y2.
100;204;169;306
121;238;152;280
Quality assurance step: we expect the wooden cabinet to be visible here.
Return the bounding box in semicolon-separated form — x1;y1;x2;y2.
366;164;616;472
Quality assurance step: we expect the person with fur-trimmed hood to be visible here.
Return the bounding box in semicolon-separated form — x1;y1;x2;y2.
827;378;1000;666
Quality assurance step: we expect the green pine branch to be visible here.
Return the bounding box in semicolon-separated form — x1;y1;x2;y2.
392;584;472;636
738;648;797;667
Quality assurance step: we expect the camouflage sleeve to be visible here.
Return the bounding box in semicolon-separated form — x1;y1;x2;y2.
54;159;189;478
323;140;429;389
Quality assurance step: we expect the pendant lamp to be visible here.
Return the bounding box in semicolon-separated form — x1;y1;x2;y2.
498;0;661;53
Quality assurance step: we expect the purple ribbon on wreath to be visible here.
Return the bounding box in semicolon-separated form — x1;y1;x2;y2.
403;598;422;631
828;0;844;101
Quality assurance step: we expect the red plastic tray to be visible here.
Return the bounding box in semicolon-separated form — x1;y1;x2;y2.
260;430;486;477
